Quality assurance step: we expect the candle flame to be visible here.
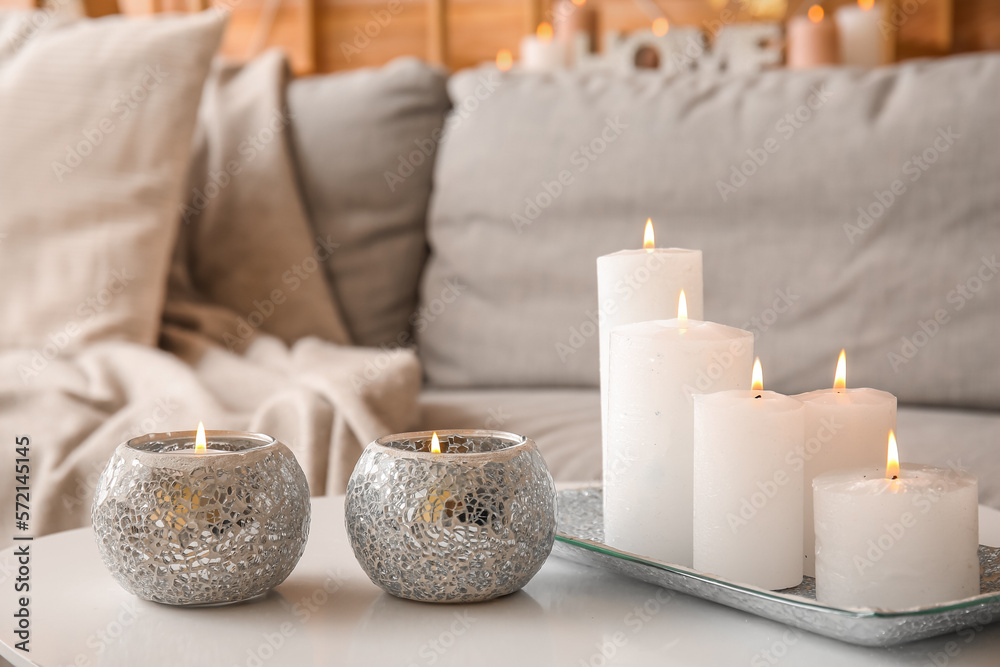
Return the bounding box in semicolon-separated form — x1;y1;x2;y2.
677;290;688;320
496;49;513;71
808;4;824;22
431;431;441;454
752;358;763;392
571;0;586;6
537;22;553;43
834;349;847;391
858;0;874;10
643;218;655;251
652;17;669;37
886;430;900;479
195;421;207;453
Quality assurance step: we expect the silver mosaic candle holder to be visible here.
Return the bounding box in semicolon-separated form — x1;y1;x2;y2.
92;430;311;606
345;430;557;603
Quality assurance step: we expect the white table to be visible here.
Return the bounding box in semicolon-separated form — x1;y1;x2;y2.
3;497;1000;667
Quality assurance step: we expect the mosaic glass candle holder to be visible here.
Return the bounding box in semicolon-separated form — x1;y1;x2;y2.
92;430;311;606
345;430;557;603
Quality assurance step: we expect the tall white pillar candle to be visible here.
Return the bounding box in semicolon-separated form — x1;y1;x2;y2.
693;360;805;589
795;350;897;576
836;2;889;67
598;220;703;481
605;316;751;566
814;433;979;609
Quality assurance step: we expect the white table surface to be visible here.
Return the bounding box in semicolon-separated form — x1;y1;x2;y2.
3;497;1000;667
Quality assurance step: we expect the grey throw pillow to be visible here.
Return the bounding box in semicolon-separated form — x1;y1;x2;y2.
0;10;224;362
419;55;1000;409
288;58;451;348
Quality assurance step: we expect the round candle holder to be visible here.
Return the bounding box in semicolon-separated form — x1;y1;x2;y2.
92;430;311;606
345;430;556;603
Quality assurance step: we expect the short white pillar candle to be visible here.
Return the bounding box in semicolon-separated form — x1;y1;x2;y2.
598;219;703;484
813;432;979;609
795;350;897;576
693;359;805;590
605;308;752;566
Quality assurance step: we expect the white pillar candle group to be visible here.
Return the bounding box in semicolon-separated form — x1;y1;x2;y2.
836;1;890;67
605;309;752;566
693;359;805;589
813;433;979;609
597;220;703;468
598;222;979;610
795;350;897;576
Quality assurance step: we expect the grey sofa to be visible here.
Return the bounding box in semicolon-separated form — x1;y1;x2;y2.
3;8;998;540
341;55;1000;506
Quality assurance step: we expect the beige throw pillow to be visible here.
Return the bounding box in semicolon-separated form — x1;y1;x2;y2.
0;11;224;373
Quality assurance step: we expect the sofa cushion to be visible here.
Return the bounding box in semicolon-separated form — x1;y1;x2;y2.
169;50;352;352
419;55;1000;409
417;388;1000;509
0;11;223;359
288;58;450;348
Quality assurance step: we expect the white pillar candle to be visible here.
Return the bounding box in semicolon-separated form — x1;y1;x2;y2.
795;350;897;576
605;313;751;566
520;22;566;71
836;1;889;67
693;359;805;589
814;432;979;609
598;220;703;484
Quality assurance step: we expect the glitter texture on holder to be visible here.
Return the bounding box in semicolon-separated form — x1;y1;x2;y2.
92;431;311;606
345;430;557;603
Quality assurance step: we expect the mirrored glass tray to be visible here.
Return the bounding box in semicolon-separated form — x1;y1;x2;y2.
553;487;1000;647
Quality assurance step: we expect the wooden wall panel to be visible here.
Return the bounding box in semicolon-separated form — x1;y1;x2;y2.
315;0;429;71
953;0;1000;52
5;0;999;75
449;0;524;70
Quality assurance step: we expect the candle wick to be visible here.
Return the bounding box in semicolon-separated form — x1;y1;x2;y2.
892;475;898;480
755;394;761;399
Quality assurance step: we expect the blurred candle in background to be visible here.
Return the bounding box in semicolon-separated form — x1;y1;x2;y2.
836;0;891;67
496;48;514;71
553;0;597;66
520;22;565;71
787;4;840;69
